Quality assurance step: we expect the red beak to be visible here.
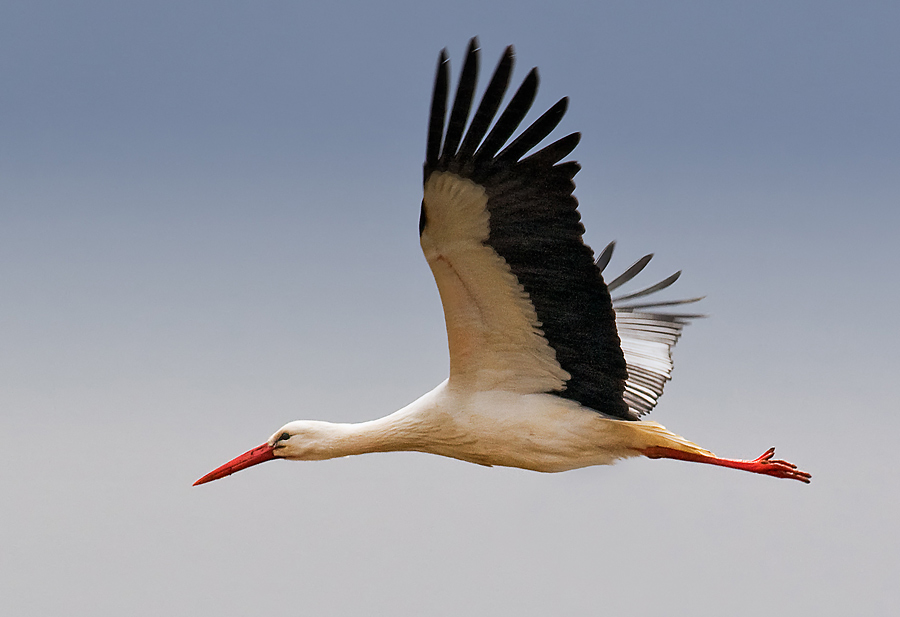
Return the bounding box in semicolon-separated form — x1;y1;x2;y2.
193;443;277;486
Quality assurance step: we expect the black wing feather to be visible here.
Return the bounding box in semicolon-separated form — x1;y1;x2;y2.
594;241;616;272
439;39;479;168
457;45;514;165
522;132;581;167
613;271;682;302
425;49;449;180
606;254;653;291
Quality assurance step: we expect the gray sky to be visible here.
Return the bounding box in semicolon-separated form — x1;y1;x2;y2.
2;1;898;615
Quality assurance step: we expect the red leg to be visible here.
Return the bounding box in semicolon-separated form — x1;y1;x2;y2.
639;446;811;483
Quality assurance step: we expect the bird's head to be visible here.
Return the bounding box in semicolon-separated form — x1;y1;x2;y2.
193;420;336;486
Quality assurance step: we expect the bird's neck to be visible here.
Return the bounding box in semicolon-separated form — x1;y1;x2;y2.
306;408;438;460
290;382;457;461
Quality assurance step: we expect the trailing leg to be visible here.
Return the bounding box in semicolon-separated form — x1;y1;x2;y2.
640;445;811;483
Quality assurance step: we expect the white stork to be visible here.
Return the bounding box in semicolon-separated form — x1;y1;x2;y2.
194;40;810;486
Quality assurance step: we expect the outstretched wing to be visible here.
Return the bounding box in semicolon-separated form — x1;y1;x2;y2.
595;241;704;417
420;39;633;420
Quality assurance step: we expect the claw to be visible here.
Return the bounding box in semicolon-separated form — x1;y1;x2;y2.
740;448;811;482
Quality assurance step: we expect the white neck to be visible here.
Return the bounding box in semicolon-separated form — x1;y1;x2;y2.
327;411;428;458
280;403;446;461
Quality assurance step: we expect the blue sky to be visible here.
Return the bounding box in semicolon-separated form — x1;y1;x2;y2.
2;2;898;615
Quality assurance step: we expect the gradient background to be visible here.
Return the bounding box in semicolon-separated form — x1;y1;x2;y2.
2;1;898;615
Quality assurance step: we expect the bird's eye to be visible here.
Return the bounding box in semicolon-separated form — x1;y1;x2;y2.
278;432;290;442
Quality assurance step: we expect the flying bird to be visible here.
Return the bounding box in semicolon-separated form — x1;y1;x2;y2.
194;40;810;486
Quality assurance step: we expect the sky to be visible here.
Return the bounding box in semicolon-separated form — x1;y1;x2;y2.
2;1;898;615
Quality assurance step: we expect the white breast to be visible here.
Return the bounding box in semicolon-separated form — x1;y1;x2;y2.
407;382;634;472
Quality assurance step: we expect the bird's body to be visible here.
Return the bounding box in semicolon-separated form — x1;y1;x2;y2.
194;40;810;487
273;381;710;473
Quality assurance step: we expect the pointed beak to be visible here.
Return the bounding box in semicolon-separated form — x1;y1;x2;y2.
193;443;277;486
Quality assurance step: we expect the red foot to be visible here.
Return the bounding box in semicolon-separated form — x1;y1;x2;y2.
640;446;811;483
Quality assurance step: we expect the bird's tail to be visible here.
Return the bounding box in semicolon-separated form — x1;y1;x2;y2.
623;420;715;457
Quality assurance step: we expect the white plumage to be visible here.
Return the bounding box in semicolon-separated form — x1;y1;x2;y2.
194;40;810;487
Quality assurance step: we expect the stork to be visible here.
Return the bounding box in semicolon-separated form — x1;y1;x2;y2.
194;40;810;487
